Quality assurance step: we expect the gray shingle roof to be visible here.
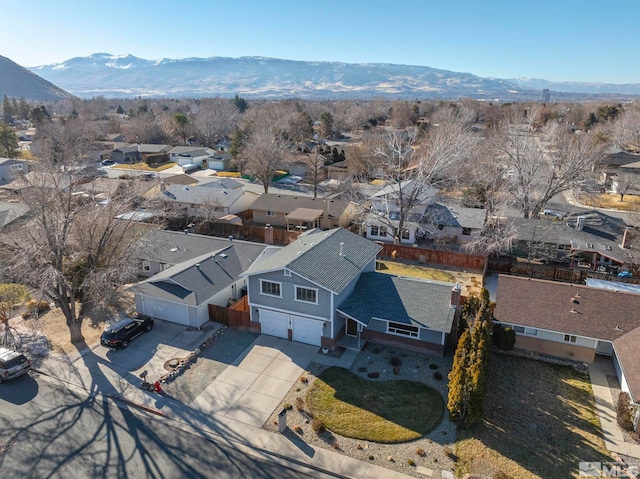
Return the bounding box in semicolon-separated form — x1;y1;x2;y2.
337;273;456;332
427;203;487;229
131;242;266;305
243;228;382;294
159;184;244;207
140;230;267;266
199;178;243;190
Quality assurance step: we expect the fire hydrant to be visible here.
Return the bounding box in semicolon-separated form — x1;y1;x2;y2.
154;381;162;393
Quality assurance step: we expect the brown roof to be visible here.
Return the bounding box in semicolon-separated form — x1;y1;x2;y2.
614;326;640;403
493;275;640;342
250;193;350;217
285;208;324;222
162;174;198;186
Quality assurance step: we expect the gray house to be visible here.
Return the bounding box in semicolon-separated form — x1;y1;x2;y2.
131;234;268;328
242;228;461;353
0;158;28;183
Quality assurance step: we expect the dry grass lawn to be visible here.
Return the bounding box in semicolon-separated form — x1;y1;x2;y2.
577;192;640;211
114;162;176;172
376;260;484;297
456;354;610;479
306;367;444;443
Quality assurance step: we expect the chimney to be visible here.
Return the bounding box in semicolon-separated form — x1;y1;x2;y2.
264;224;274;245
621;228;632;249
195;263;201;270
576;216;585;231
451;282;462;307
339;242;344;256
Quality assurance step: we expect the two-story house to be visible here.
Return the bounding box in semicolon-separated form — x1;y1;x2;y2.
242;228;461;354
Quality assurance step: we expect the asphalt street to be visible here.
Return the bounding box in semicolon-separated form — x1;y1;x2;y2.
0;373;315;479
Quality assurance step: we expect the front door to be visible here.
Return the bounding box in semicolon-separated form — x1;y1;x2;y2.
346;318;358;336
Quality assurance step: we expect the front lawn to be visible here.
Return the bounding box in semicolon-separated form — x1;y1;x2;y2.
456;354;610;479
114;162;176;171
306;366;444;443
377;260;455;282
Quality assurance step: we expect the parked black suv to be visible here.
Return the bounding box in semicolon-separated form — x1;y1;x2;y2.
100;315;154;349
0;347;31;383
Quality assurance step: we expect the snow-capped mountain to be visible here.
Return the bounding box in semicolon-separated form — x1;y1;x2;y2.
22;53;640;100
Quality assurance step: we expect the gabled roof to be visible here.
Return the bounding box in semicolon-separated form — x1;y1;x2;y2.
0;201;29;228
167;146;215;156
493;275;640;342
613;326;640;403
140;230;267;265
199;178;243;190
130;242;266;306
242;228;382;294
250;193;351;217
337;272;456;332
138;144;171;154
159;184;245;207
162;174;198;186
427;203;487;229
369;179;438;203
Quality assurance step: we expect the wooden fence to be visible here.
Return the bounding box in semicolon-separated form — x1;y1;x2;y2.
377;243;485;271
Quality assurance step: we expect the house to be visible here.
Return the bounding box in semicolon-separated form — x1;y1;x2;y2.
167;146;216;170
509;211;637;271
207;152;231;171
326;160;350;181
112;144;141;164
0;158;28;183
493;274;640;427
130;233;268;328
424;203;487;242
249;193;357;231
600;147;640;195
157;183;258;217
241;227;461;353
0;201;29;230
365;180;439;244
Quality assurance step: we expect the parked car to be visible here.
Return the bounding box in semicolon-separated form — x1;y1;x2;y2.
100;159;116;166
0;347;31;383
139;172;157;180
100;315;154;349
618;270;633;278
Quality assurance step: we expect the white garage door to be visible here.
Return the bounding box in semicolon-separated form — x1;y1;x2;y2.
292;316;322;346
260;310;289;339
141;296;189;325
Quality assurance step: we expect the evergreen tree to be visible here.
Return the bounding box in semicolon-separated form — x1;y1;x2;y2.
2;96;13;124
447;329;472;421
0;123;19;158
233;95;248;113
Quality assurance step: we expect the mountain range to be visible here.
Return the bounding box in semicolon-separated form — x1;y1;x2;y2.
2;53;640;102
0;55;72;101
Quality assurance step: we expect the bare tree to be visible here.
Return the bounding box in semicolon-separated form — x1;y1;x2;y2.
612;107;640;152
0;124;157;344
492;108;607;218
193;97;239;147
240;128;289;194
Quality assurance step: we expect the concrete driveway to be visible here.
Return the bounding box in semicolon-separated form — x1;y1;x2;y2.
190;335;318;428
36;319;220;395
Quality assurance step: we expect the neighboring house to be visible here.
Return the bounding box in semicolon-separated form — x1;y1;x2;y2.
130;235;268;328
250;193;357;231
207;152;231;171
241;227;461;353
600;147;640;195
157;183;258;217
198;178;243;191
0;201;29;229
509;211;637;270
112;144;141;164
167;146;216;170
326;160;350;181
493;274;640;427
0;158;28;182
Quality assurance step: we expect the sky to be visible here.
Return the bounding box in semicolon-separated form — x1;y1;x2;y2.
3;0;638;84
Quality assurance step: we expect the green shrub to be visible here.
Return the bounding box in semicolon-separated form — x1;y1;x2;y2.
493;324;516;350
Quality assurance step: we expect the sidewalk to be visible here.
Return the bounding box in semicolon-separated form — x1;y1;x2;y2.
35;333;418;479
589;359;640;458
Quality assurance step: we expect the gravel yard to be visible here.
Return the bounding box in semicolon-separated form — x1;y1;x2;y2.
161;329;258;405
263;342;457;478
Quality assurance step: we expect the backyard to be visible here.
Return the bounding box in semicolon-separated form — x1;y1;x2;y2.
455;354;611;479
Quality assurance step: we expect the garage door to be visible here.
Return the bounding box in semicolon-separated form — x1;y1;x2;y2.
141;296;189;325
292;316;322;346
260;310;289;339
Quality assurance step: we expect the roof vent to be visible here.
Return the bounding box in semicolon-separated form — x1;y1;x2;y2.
195;263;201;269
571;297;579;304
570;308;577;313
228;236;233;241
615;325;622;331
219;253;227;258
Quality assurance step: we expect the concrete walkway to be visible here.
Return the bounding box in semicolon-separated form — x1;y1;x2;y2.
35;330;417;478
589;358;640;458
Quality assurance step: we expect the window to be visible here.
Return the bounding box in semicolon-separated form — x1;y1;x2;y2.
557;244;570;251
387;321;419;338
141;260;150;272
401;228;410;240
564;334;577;343
524;327;538;336
260;280;281;297
295;286;317;303
283;270;291;277
462;228;471;236
513;325;525;333
266;210;276;217
370;225;387;237
10;163;23;171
